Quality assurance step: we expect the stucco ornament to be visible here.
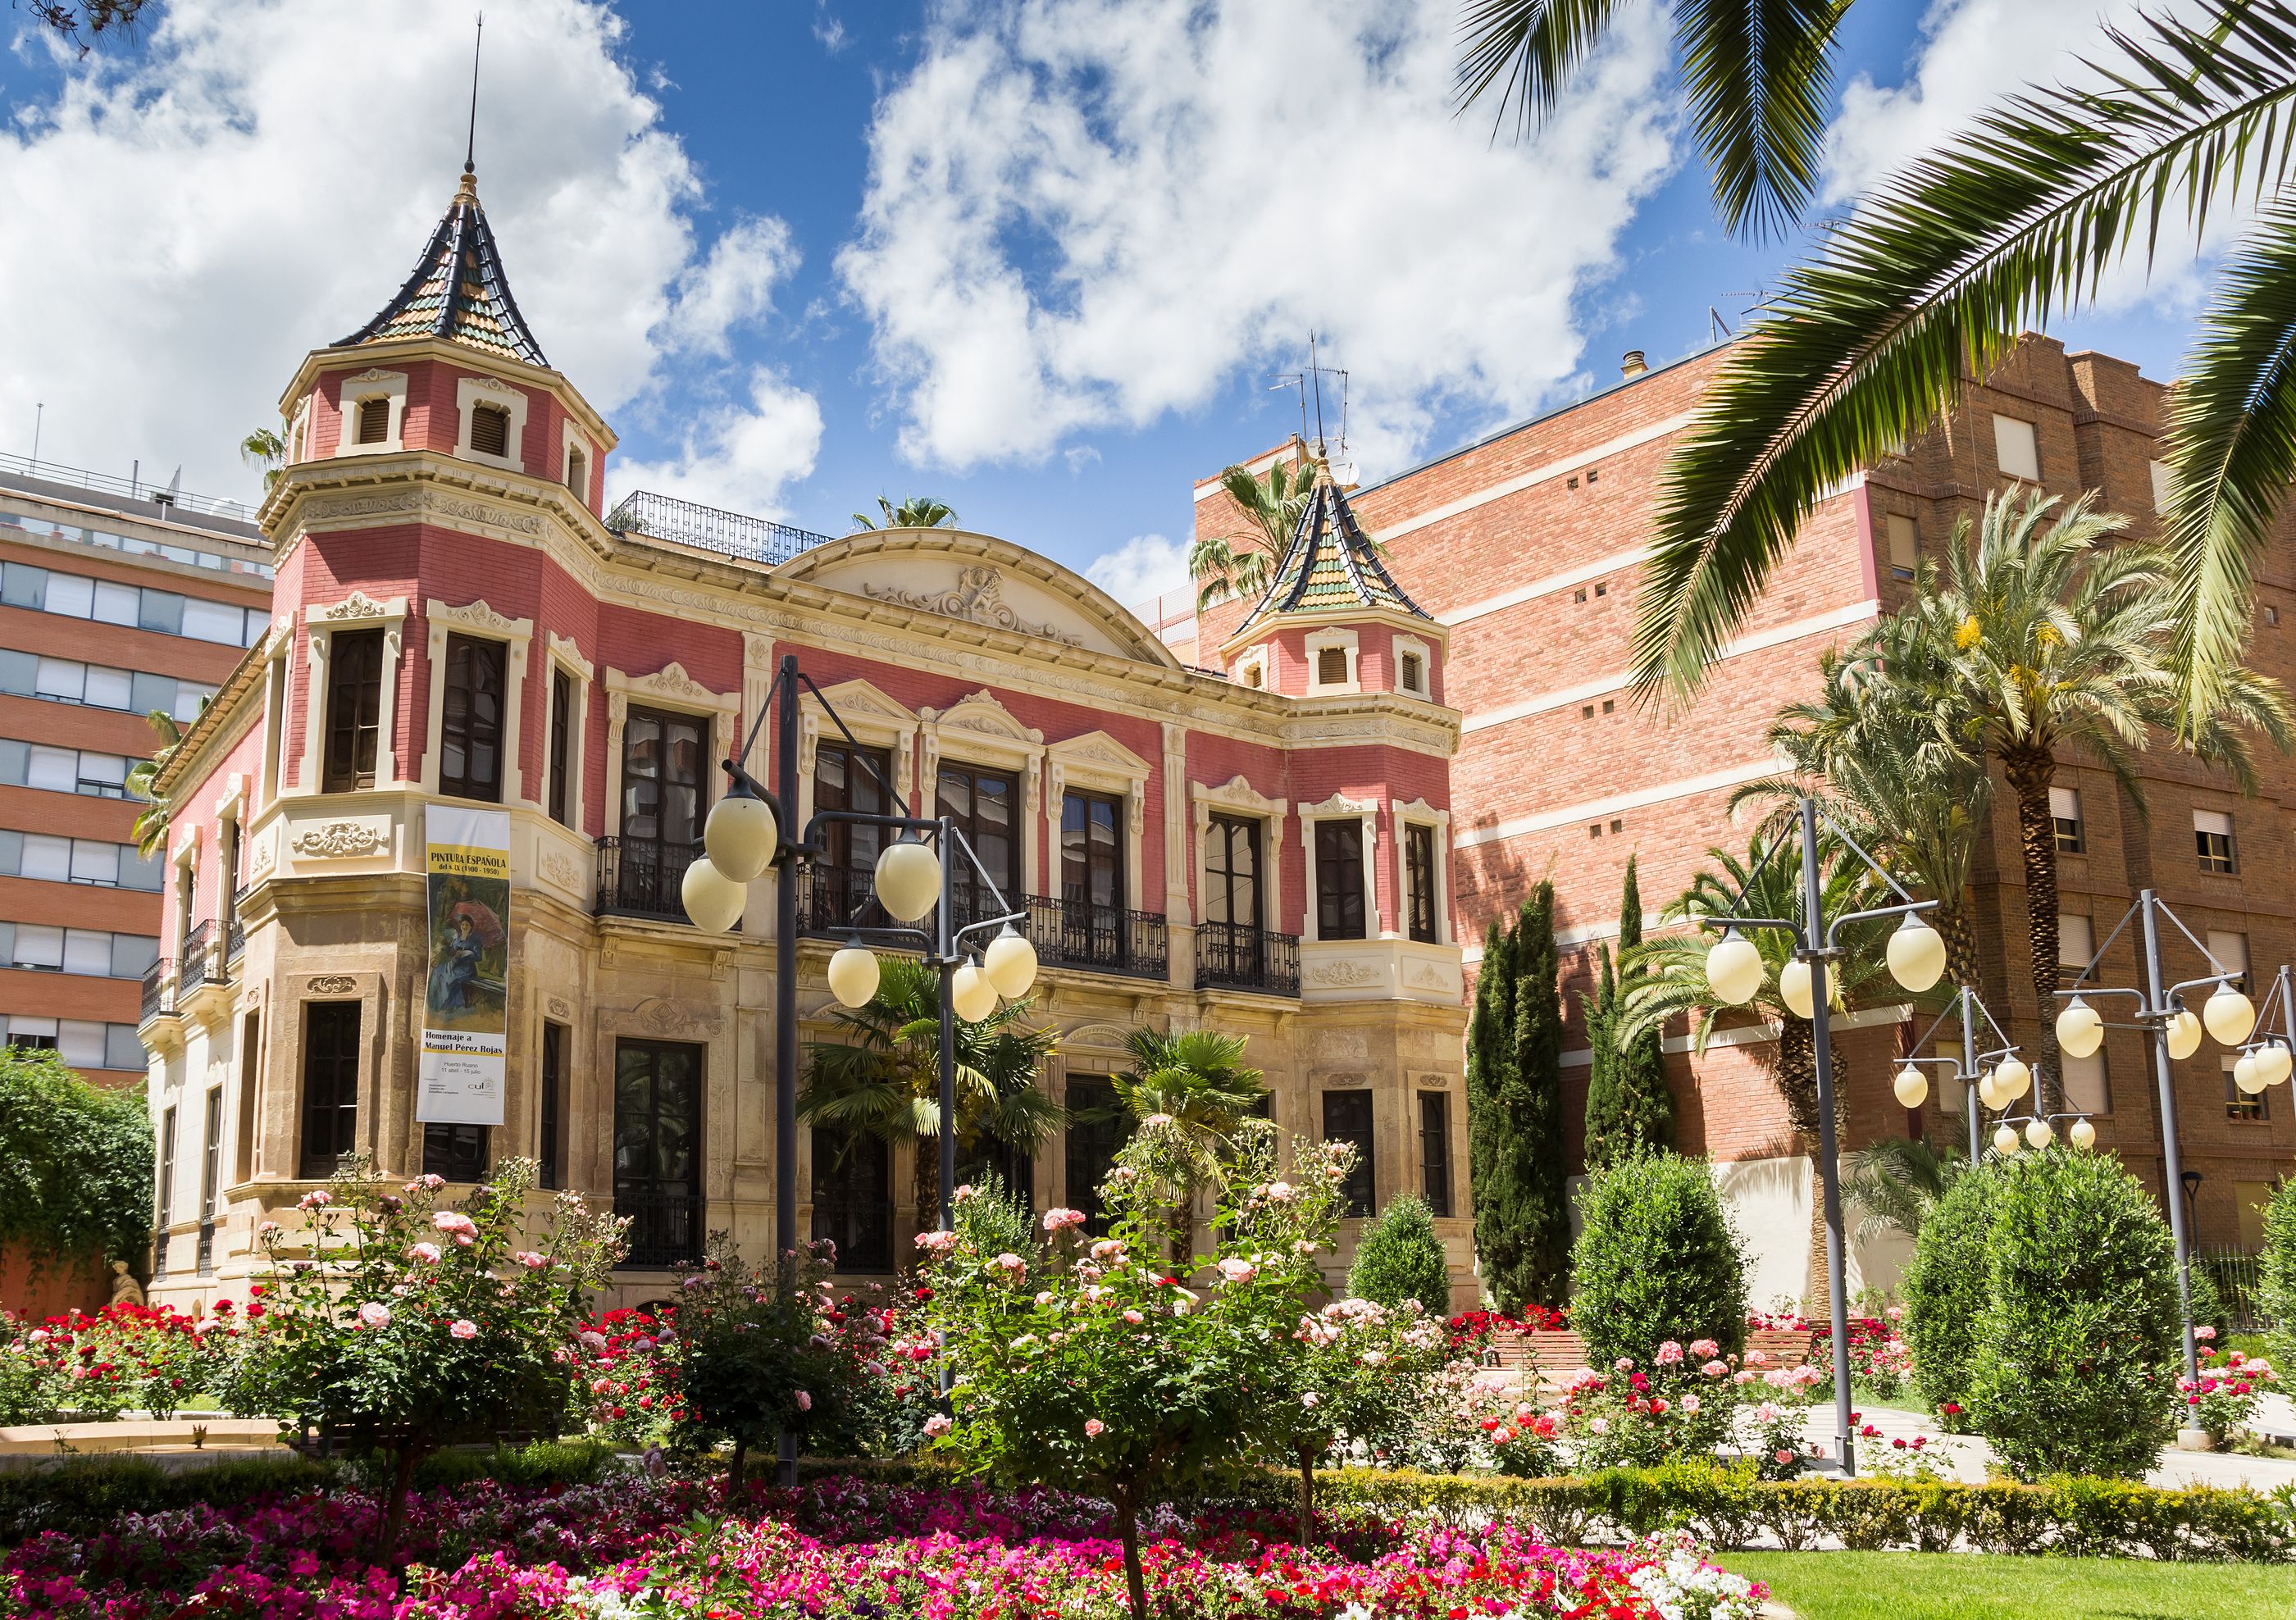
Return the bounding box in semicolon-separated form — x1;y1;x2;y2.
864;567;1084;646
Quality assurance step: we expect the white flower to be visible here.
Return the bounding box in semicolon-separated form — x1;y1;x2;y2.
358;1302;391;1330
449;1318;479;1340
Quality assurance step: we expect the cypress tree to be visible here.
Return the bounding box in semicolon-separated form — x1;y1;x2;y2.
1467;883;1571;1311
1466;915;1519;1305
1586;857;1674;1167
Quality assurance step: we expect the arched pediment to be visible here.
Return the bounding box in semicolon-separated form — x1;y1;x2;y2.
777;529;1180;667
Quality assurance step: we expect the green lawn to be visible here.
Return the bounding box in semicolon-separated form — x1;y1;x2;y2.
1720;1551;2296;1618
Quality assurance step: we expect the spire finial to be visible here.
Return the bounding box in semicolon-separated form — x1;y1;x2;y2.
462;11;485;180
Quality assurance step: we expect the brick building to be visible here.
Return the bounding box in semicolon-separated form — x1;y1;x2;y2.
1175;335;2296;1295
139;168;1472;1312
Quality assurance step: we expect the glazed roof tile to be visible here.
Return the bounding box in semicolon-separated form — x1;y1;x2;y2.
335;169;549;368
1237;467;1430;631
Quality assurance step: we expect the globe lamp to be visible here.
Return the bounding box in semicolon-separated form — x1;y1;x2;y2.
1779;958;1815;1020
1705;930;1765;1006
982;925;1039;999
2025;1116;2053;1149
2069;1117;2097;1150
702;784;777;883
2204;981;2257;1047
874;836;942;923
680;857;746;934
1993;1122;2020;1155
2056;996;2104;1059
1893;1064;1929;1108
827;940;881;1009
950;960;999;1023
2166;1008;2204;1061
1886;913;1947;992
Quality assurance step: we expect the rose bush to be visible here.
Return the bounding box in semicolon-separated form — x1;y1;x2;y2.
2184;1346;2280;1449
0;1301;235;1422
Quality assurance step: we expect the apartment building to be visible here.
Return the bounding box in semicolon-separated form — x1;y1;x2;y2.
1173;334;2296;1286
0;460;271;1091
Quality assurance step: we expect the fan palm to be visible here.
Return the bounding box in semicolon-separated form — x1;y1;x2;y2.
1187;459;1317;610
1908;491;2288;1106
1620;0;2296;735
851;496;959;531
797;958;1061;1225
1456;0;1854;241
239;427;286;493
1731;619;1991;990
1112;1026;1268;1262
1843;1134;1965;1245
124;707;194;858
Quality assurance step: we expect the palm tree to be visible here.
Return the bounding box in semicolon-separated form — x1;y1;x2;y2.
798;958;1061;1224
1907;492;2288;1106
850;496;959;531
1731;620;1991;990
1843;1135;1965;1245
1111;1026;1268;1263
123;708;193;858
239;427;286;493
1187;458;1317;609
1616;832;1891;1315
1608;1;2296;731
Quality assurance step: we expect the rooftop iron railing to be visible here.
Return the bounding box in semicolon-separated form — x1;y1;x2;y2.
605;489;839;567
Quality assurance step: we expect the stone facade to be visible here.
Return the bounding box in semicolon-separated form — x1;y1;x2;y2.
140;172;1471;1313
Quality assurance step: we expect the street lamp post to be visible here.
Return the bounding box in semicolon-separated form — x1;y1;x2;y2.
1700;796;1947;1477
1892;984;2022;1165
2052;890;2284;1390
678;653;1037;1481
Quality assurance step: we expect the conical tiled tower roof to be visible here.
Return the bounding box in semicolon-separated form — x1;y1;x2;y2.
336;167;549;367
1236;462;1430;633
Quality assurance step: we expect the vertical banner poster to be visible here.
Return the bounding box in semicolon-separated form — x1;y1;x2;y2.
418;804;511;1125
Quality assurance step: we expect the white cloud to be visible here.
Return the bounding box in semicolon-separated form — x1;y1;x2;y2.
837;0;1677;476
612;368;825;518
0;0;815;509
1083;531;1191;608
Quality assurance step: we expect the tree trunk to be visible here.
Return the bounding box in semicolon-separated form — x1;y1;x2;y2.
1776;1018;1847;1320
1113;1481;1148;1620
376;1442;423;1562
2001;746;2066;1114
1936;899;1979;1001
913;1131;941;1237
727;1435;747;1497
1296;1445;1317;1549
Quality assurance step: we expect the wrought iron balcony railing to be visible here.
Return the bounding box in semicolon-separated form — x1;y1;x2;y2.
142;958;175;1021
1026;895;1167;982
616;1189;704;1269
1194;921;1301;997
177;921;213;994
595;837;704;923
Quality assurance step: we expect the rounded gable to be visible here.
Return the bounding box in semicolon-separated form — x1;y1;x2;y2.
777;528;1181;668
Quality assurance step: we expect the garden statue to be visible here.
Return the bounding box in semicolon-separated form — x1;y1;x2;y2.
107;1259;144;1307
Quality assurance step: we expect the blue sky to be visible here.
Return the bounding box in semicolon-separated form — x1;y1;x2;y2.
0;0;2212;604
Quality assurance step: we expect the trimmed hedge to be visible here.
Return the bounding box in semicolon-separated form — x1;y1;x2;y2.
1902;1158;1999;1414
1571;1152;1747;1368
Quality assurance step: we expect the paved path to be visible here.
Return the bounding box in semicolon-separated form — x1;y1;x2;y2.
1851;1401;2296;1490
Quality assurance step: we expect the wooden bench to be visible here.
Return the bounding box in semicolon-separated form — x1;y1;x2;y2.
1746;1327;1822;1369
1478;1327;1820;1381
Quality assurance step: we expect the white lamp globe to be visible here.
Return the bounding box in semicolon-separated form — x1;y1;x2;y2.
873;837;942;923
2234;1052;2267;1094
1975;1067;2002;1111
1886;913;1947;992
2069;1116;2097;1150
680;857;746;934
2204;982;2257;1047
982;925;1039;999
1993;1056;2032;1103
1893;1064;1929;1108
827;941;881;1009
702;790;777;883
2166;1007;2204;1061
2056;996;2104;1059
1993;1122;2020;1155
2025;1116;2054;1149
2262;1043;2295;1086
1779;958;1815;1020
1705;931;1765;1006
950;959;1000;1022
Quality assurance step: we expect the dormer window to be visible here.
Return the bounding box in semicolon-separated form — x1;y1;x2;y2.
1317;647;1347;685
1400;652;1424;694
471;403;511;459
566;446;587;494
355;397;390;445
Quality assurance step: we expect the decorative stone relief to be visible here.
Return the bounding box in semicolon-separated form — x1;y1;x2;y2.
1316;1071;1373;1087
540;852;581;891
1306;1028;1370;1063
632;996;720;1037
864;566;1084;646
1306;959;1386;988
307;975;358;994
290;821;390;858
545;995;575;1022
320;592;396;622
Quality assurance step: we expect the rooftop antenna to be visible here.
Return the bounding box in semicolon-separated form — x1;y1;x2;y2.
153;466;181;511
1707;305;1734;344
464;11;485;177
1269;367;1307;445
30;403;42;471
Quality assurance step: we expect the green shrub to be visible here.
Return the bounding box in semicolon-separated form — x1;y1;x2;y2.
1962;1146;2182;1480
0;1045;150;1276
1346;1194;1451;1317
1902;1158;2002;1416
2260;1179;2296;1368
1570;1152;1747;1369
0;1454;329;1541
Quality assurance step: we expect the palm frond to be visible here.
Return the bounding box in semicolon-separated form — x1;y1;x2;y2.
1632;0;2296;708
1682;0;1853;239
1454;0;1625;139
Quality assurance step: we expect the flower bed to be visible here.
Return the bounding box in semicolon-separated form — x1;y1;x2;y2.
0;1302;236;1423
0;1473;1767;1619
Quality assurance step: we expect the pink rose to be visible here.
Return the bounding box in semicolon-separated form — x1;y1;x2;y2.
1084;1418;1105;1437
1656;1341;1683;1366
2197;1326;2217;1341
1263;1182;1296;1202
298;1191;331;1211
358;1302;391;1330
1123;1309;1144;1324
914;1230;958;1254
407;1242;442;1264
1614;1357;1635;1372
922;1413;952;1437
1682;1394;1701;1413
794;1390;813;1412
449;1318;478;1340
514;1251;546;1269
1218;1258;1259;1285
1775;1449;1794;1465
1702;1359;1729;1378
993;1252;1025;1273
1589;1418;1610;1435
1688;1339;1720;1358
1041;1207;1086;1231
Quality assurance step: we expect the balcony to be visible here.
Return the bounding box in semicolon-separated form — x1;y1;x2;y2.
141;958;175;1022
226;890;249;965
1026;895;1167;982
178;921;214;994
595;837;704;923
616;1189;704;1269
1196;921;1301;997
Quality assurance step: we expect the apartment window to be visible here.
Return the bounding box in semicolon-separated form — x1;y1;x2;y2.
235;1011;261;1181
422;1122;490;1182
198;1086;223;1273
2065;1048;2111;1116
539;1020;566;1190
1203;813;1260;930
299;1001;362;1178
355;396;390;445
1993;413;2041;481
1317;646;1347;686
322;629;385;793
566;446;587;494
1064;1076;1126;1237
547;668;573;826
2052;786;2084;853
1399;651;1424;694
438;634;506;803
1061;790;1124;913
2236;1181;2275;1249
1885;512;1918;578
157;1105;177;1231
1323;1090;1374;1217
1314;820;1366;941
936;762;1019;919
2151;459;2174;513
2208;930;2250;991
2225;1054;2271;1122
620;707;708;910
1405;822;1438;944
613;1039;704;1267
470;403;511;458
811;1126;893;1272
1418;1090;1452;1217
2195;808;2237;874
2059;912;2095;972
814;740;891;922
